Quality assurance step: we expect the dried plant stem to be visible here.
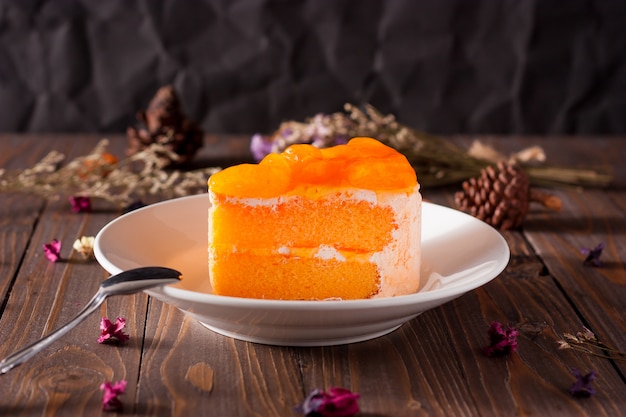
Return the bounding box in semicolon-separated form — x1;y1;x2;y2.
263;102;612;188
524;166;613;188
0;139;221;207
557;328;626;362
561;343;626;361
529;189;562;211
350;104;613;188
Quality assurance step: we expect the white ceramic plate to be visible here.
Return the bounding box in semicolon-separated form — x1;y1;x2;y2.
94;194;509;346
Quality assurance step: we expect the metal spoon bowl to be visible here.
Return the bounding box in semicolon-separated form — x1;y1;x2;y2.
0;266;181;374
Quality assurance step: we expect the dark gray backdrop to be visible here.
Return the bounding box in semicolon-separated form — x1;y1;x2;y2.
1;0;625;135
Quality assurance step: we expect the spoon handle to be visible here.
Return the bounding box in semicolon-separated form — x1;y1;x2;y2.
0;291;107;374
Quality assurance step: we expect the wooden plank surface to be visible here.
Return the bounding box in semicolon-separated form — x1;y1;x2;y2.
0;136;145;416
0;134;624;416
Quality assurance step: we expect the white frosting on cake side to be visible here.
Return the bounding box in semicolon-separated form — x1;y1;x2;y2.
369;184;421;298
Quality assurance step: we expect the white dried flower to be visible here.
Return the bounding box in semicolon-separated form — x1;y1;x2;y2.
557;340;571;350
73;236;95;259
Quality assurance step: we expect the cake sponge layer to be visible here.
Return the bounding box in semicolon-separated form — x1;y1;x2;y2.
210;192;397;252
209;250;380;300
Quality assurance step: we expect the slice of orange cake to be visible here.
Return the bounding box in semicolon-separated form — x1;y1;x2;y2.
207;137;421;300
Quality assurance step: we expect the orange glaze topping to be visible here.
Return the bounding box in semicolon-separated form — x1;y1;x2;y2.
208;137;417;198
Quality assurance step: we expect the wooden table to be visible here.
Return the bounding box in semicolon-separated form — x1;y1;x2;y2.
0;134;624;416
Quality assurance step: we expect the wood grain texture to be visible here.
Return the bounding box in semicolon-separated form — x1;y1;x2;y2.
137;302;304;416
0;134;624;416
0;135;143;416
442;233;626;417
523;188;626;378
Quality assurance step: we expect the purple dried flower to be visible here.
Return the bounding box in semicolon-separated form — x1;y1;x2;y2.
43;239;62;262
569;368;597;398
250;133;274;162
69;196;92;213
296;387;360;417
98;317;129;344
581;243;605;267
311;134;350;149
578;326;596;341
100;379;127;411
483;321;519;357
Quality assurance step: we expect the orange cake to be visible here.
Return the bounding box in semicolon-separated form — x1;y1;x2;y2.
207;137;421;300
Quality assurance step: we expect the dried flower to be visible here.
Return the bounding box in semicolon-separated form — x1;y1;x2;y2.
483;321;519;357
557;340;571;350
43;239;62;263
581;243;605;267
72;236;95;259
557;327;626;361
77;152;119;179
69;195;92;213
250;133;274;162
98;317;129;344
0;139;220;208
569;368;597;398
252;103;612;188
100;379;127;411
296;387;360;417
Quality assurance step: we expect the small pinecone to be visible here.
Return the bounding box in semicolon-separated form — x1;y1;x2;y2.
126;85;203;166
455;161;530;230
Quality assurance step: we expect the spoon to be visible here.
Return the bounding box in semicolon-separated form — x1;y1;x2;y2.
0;266;181;374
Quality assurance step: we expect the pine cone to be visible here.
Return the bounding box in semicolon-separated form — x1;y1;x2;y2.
126;85;203;166
455;162;529;230
455;161;562;230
